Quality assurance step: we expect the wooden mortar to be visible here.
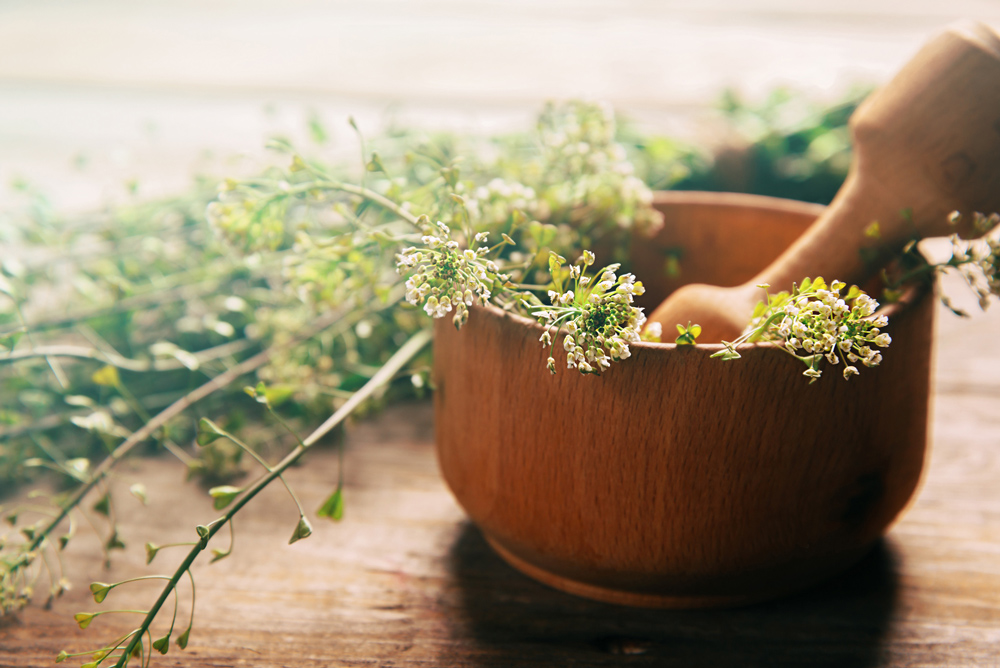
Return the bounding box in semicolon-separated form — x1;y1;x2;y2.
433;191;933;608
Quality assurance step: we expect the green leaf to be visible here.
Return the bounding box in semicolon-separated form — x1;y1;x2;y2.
106;529;125;551
145;542;160;564
196;418;226;446
176;627;191;650
289;515;313;544
152;635;170;655
74;612;96;629
548;252;564;292
89;582;112;604
674;322;701;346
90;365;120;388
264;384;295;407
317;487;344;521
56;650;69;663
92;493;111;517
208;485;243;510
210;547;231;563
195;524;210;540
710;348;742;361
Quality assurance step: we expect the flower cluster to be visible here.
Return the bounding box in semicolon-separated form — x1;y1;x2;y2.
713;278;892;382
535;101;663;234
948;211;1000;311
396;222;506;330
532;250;647;374
206;185;290;252
462;178;542;228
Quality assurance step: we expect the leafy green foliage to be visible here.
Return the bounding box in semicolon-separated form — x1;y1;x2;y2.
626;87;867;205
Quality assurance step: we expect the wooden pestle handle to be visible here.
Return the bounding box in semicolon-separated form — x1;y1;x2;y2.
647;23;1000;343
750;22;1000;293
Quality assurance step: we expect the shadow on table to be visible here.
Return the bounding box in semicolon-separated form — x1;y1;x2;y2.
446;523;898;668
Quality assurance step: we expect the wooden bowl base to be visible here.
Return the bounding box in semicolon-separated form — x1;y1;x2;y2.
484;533;876;609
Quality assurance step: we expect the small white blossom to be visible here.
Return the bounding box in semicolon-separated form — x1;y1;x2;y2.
732;277;892;383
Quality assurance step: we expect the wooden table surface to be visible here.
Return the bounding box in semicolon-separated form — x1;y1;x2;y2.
2;285;1000;668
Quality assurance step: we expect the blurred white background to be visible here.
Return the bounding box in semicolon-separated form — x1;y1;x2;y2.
1;0;999;212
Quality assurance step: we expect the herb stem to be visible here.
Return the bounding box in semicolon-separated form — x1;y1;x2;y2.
0;340;254;372
25;306;352;556
112;327;432;666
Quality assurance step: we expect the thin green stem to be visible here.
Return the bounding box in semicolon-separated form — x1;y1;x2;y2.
25;306;353;556
104;575;172;591
296;169;422;227
0;340;253;372
111;328;432;667
10;299;68;388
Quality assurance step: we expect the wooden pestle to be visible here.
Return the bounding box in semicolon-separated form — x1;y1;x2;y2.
647;22;1000;343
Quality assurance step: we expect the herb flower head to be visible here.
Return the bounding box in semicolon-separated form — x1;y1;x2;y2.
532;251;646;375
947;211;1000;311
396;221;505;330
713;277;892;383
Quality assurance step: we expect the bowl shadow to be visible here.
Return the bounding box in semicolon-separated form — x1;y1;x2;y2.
444;522;898;668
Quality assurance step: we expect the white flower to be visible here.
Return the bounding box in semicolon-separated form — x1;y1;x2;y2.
854;294;877;316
